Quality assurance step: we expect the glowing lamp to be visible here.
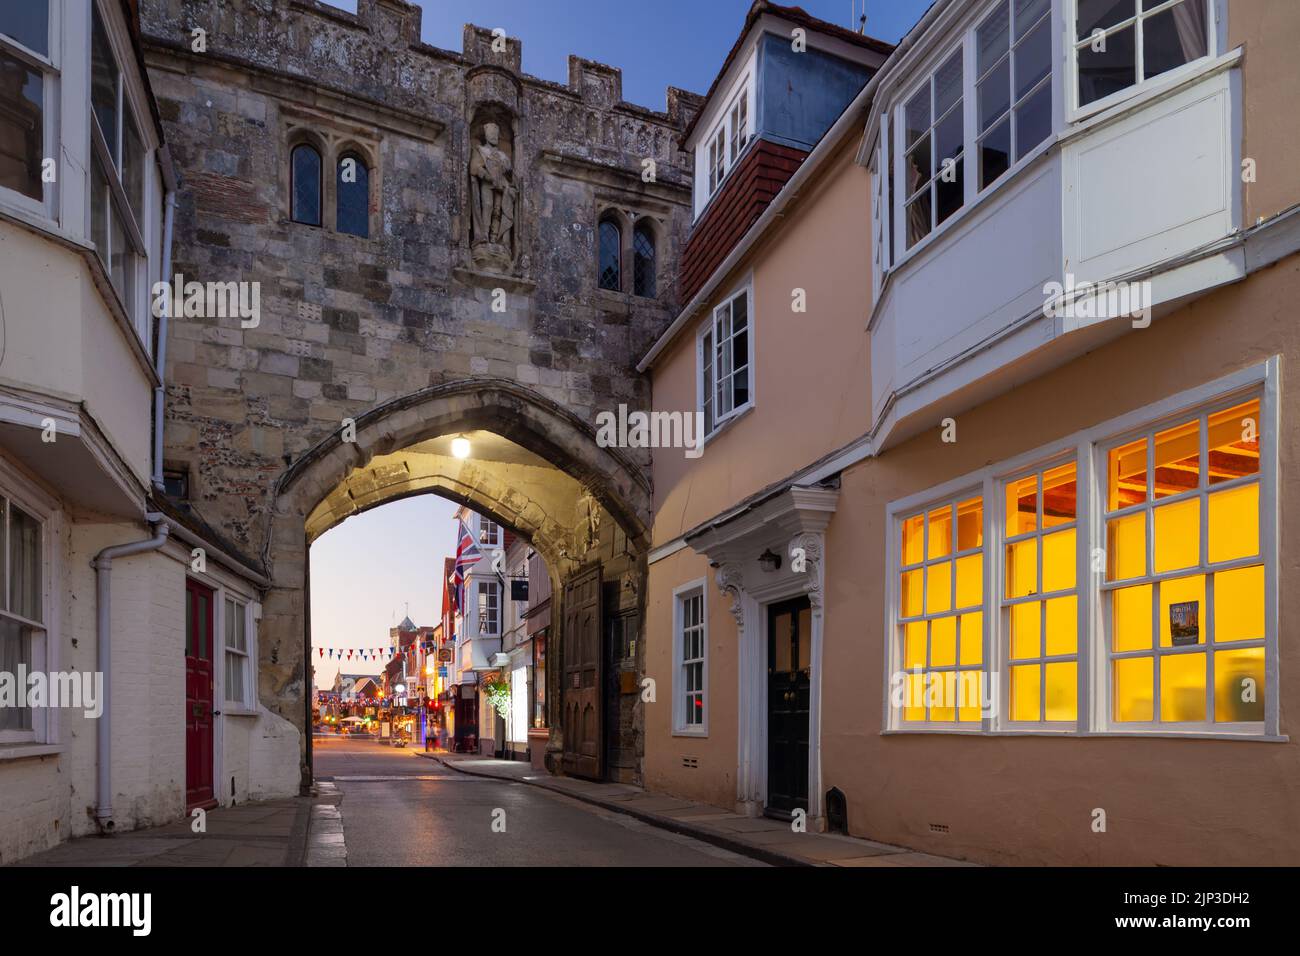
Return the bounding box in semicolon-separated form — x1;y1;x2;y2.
451;435;471;459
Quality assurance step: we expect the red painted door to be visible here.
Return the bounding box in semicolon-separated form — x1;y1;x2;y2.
186;578;216;809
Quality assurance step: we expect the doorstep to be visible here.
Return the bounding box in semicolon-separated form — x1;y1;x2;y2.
419;752;977;867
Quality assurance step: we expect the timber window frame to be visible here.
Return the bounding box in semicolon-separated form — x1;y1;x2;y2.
883;359;1279;740
0;467;55;746
1069;0;1215;118
0;0;59;218
672;580;708;736
697;283;754;440
222;596;254;710
477;580;501;637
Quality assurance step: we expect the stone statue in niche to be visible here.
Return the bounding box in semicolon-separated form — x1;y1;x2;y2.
469;120;516;271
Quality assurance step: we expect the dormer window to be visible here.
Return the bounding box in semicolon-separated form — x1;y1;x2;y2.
703;79;752;201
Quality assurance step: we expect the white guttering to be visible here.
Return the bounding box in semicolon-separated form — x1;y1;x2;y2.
151;144;179;492
92;514;171;829
636;0;954;373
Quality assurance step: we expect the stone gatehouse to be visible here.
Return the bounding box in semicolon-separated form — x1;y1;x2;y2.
138;0;701;787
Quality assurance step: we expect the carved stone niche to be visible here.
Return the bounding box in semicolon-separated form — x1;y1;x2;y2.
466;67;521;276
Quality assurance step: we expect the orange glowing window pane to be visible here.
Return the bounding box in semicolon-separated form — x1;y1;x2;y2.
959;611;983;665
928;505;953;559
926;561;952;614
1153;418;1200;499
1042;528;1076;593
1160;651;1205;722
955;554;982;609
956;670;983;722
1005;474;1038;536
1112;584;1152;652
1159;575;1204;648
1045;595;1077;656
1114;656;1154;722
1106;512;1145;581
1045;661;1077;721
904;621;927;668
902;513;925;566
901;569;923;618
1005;538;1038;598
1042;462;1077;528
1213;566;1264;644
931;616;957;666
1214;647;1265;722
1153;497;1199;574
903;670;925;721
957;497;984;551
1207;399;1260;486
1208;484;1259;563
931;671;956;722
1108;437;1148;510
1011;664;1041;721
1010;600;1040;659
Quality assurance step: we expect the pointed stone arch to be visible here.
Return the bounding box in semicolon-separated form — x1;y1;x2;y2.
259;379;652;790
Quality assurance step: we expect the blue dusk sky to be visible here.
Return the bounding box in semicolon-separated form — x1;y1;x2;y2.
309;0;935;685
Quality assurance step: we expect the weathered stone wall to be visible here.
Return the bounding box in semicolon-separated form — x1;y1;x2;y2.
138;0;699;785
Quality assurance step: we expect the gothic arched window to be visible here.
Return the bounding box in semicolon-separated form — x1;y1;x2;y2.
336;151;369;237
598;217;621;292
290;143;322;226
633;221;656;298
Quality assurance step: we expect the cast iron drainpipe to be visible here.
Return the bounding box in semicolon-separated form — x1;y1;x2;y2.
92;513;170;831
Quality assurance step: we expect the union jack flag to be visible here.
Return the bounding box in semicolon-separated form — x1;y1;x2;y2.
451;518;481;615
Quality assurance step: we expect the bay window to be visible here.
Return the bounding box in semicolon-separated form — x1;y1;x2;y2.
0;1;54;210
902;50;964;249
976;0;1052;190
897;496;985;724
478;581;500;636
699;287;752;437
887;373;1275;738
1075;0;1210;109
89;1;147;318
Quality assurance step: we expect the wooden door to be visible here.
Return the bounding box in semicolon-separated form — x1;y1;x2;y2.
185;578;216;809
561;565;602;779
767;597;811;815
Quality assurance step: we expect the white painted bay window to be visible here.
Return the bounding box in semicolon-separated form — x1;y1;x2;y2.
976;0;1052;191
886;369;1276;739
0;0;57;215
1073;0;1211;110
89;0;148;321
699;286;752;437
478;581;500;636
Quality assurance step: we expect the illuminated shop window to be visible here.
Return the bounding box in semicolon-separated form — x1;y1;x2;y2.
1104;397;1264;726
1002;460;1079;723
898;496;985;723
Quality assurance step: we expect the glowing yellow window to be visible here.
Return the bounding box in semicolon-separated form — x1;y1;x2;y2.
1042;528;1076;592
1114;656;1154;722
1005;538;1037;599
1045;596;1077;656
1010;601;1040;659
959;612;983;665
928;505;953;559
926;561;952;614
1106;512;1145;580
1214;647;1265;722
1153;418;1200;499
904;621;927;668
955;554;982;609
1207;399;1260;485
1112;585;1152;652
1011;664;1040;722
1213;566;1263;644
1042;462;1077;529
1005;474;1037;536
1208;483;1259;563
1153;497;1200;573
930;616;957;667
1108;437;1148;510
1044;662;1077;722
901;569;923;618
1159;575;1205;648
902;514;924;566
1160;652;1206;722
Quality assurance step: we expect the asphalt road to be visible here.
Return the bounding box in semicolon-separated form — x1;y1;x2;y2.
312;736;764;866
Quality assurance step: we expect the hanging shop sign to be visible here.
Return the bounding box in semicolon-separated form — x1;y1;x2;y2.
511;578;530;602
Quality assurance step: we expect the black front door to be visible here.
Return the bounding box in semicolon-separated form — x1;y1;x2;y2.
767;597;811;815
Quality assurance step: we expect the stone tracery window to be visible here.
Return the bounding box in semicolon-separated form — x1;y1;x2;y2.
336;150;369;237
291;142;322;226
598;216;621;291
633;220;656;298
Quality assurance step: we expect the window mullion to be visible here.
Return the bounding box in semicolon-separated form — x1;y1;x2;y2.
983;473;997;733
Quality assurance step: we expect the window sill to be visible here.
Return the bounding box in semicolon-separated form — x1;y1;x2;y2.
672;728;709;739
883;729;1287;742
700;401;755;451
1065;48;1242;129
221;707;259;718
0;743;63;762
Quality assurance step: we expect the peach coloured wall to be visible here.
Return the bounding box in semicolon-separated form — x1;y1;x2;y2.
650;139;873;548
642;546;739;808
1232;0;1300;225
821;258;1300;866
